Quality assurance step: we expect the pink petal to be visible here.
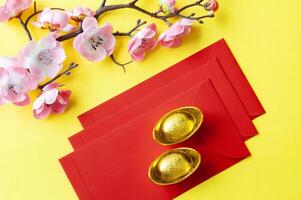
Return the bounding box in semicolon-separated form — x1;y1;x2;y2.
99;23;113;36
22;77;38;91
70;7;86;17
102;35;116;53
136;23;157;39
0;96;7;105
59;90;71;103
51;90;71;114
39;35;57;50
78;38;107;61
0;6;11;22
130;50;146;61
167;0;176;7
168;37;182;48
34;103;45;115
180;19;194;26
33;95;45;110
13;94;30;106
52;10;69;28
52;45;66;64
28;65;44;82
61;24;77;32
43;82;59;91
146;39;158;51
106;48;114;56
6;0;32;13
82;17;98;31
43;64;61;78
4;91;26;103
18;41;36;59
73;34;83;51
158;31;167;41
39;9;53;23
81;26;98;39
166;23;185;37
32;21;42;28
50;31;60;39
0;67;7;80
9;67;37;91
51;101;67;114
33;105;52;119
0;57;17;69
8;66;27;78
128;37;142;53
74;7;95;18
159;36;180;48
181;26;191;37
43;88;59;104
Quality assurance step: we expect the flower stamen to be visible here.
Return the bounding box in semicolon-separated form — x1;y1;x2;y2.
38;49;54;66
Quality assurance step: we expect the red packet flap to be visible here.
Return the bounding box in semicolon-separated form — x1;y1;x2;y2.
70;59;257;150
60;80;250;200
78;39;265;128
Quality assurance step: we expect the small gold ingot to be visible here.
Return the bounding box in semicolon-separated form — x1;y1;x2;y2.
153;106;203;145
148;148;201;185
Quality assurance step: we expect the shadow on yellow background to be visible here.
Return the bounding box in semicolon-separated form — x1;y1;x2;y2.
0;0;300;199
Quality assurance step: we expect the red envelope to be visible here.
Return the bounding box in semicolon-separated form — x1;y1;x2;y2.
78;39;265;128
60;80;250;200
70;59;257;150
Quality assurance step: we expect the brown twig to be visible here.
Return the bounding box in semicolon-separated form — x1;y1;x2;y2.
33;1;37;13
17;15;32;41
38;62;79;89
113;19;147;37
101;0;107;8
109;55;133;73
176;12;214;23
176;0;205;13
57;0;212;42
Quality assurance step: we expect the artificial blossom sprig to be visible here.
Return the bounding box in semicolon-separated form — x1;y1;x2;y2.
0;0;219;119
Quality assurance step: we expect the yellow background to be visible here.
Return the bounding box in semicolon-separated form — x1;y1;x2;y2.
0;0;300;199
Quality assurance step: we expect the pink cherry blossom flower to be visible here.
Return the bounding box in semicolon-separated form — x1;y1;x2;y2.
33;83;71;119
73;17;116;62
128;23;158;61
68;7;95;22
204;0;219;12
32;8;76;32
0;0;32;22
0;57;37;106
159;0;176;14
158;19;193;48
18;35;66;82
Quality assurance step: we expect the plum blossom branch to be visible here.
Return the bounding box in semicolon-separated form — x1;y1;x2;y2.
0;0;218;118
110;55;133;73
57;0;213;42
113;19;147;37
101;0;107;8
38;62;79;90
176;0;205;13
176;12;214;23
17;15;32;41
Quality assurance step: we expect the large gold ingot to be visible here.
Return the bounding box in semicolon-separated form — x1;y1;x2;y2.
153;106;203;145
148;148;201;185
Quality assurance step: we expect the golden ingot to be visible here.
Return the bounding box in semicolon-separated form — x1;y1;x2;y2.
148;148;201;185
153;106;203;145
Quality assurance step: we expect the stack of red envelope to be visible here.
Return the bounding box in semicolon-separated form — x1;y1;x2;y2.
60;39;265;200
